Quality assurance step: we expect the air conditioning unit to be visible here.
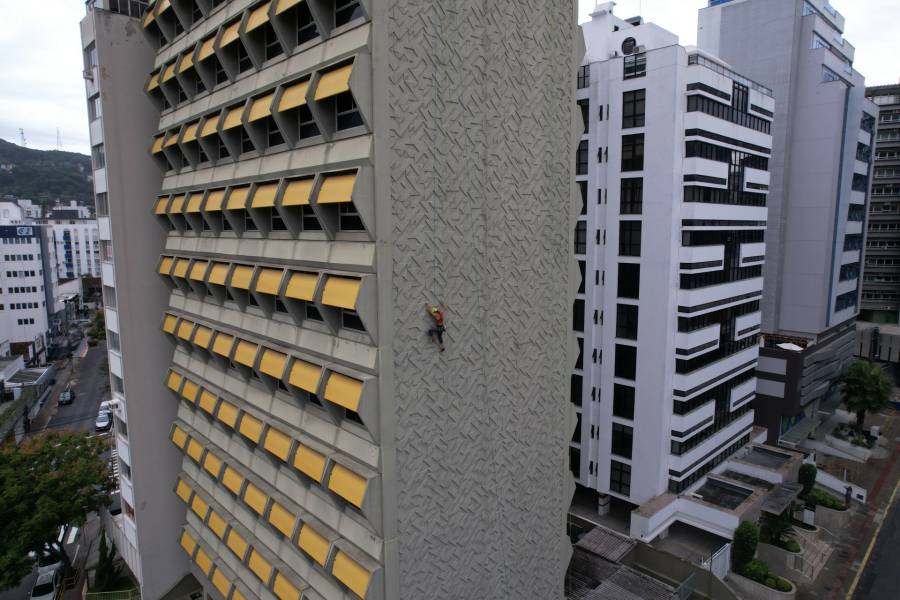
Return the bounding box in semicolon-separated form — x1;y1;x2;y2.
82;69;94;81
634;45;646;53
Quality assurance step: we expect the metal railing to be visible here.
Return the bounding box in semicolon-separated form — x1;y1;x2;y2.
84;589;141;600
687;53;773;97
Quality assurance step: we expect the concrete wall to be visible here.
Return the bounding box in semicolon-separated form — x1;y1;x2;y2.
375;1;580;598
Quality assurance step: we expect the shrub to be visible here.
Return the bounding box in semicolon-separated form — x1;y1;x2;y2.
739;559;769;581
775;578;793;592
798;464;817;497
733;521;759;569
783;539;801;553
806;487;847;511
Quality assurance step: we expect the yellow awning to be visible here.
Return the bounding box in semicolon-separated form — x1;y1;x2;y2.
255;268;283;295
178;53;194;74
162;62;177;82
263;426;291;461
294;444;326;482
200;116;219;137
232;589;247;600
247;549;272;582
221;465;243;496
314;63;353;101
182;122;199;143
205;189;226;211
247;1;272;32
225;528;248;559
212;332;235;357
272;573;301;600
210;569;231;597
229;264;254;289
234;339;258;367
317;171;357;204
278;79;310;111
322;276;361;309
275;0;304;15
189;260;208;281
190;494;209;519
198;37;216;61
157;0;171;13
328;463;367;508
146;71;160;91
226;186;250;210
207;510;227;539
289;359;321;393
185;193;203;213
220;21;241;47
158;256;174;275
223;105;244;130
248;93;274;122
193;547;213;576
176;320;194;341
142;10;156;29
163;132;180;148
166;370;182;392
267;502;295;539
259;348;287;378
242;482;267;514
332;551;371;599
202;451;222;478
324;371;363;411
186;438;203;462
180;379;199;402
154;196;169;215
168;194;185;213
282;178;314;206
238;413;263;443
173;258;190;278
198;390;217;414
193;326;213;349
175;479;192;503
208;262;230;285
151;136;165;154
285;272;317;300
162;314;178;334
217;401;239;428
298;524;330;566
179;529;196;556
250;183;278;208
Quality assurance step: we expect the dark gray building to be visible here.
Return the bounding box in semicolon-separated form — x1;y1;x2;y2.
862;83;900;323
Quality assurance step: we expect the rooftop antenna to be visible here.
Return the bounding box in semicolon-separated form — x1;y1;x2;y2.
18;128;27;147
56;128;62;151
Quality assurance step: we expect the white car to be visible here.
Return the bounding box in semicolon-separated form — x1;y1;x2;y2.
28;548;63;576
98;400;114;413
30;570;60;600
94;411;112;432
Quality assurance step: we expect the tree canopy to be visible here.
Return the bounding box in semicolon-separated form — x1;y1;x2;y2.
0;431;113;589
839;360;893;431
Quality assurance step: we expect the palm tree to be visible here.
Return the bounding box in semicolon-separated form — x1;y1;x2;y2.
839;360;893;432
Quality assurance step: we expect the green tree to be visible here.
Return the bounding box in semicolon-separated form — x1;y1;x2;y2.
798;463;817;497
0;431;113;589
839;360;893;432
93;530;123;591
732;521;759;569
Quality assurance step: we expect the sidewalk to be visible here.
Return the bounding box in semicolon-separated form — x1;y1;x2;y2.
795;408;900;600
26;359;75;434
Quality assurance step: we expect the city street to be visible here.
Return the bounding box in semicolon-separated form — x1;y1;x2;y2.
852;480;900;600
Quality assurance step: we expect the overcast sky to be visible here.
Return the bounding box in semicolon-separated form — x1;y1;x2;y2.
0;1;896;156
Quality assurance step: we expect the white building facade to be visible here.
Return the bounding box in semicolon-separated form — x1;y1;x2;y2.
572;5;773;535
0;225;54;363
45;219;101;279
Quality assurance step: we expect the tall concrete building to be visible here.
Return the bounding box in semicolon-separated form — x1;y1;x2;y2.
861;83;900;323
80;1;191;596
699;0;878;443
86;0;580;599
570;4;777;542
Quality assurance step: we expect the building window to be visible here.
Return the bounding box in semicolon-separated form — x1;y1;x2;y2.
102;285;117;309
335;0;364;27
579;181;587;216
237;43;253;73
305;303;323;321
622;89;645;128
613;384;635;420
573;299;585;332
91;144;106;170
570;447;581;479
296;2;319;44
577;64;590;89
95;192;109;216
338;203;365;231
241;129;255;154
571;374;583;407
578;99;590;133
266;117;285;148
611;423;633;459
609;460;631;495
617;263;640;298
615;304;638;340
271;209;287;231
618;221;641;256
342;309;365;332
623;52;646;79
861;112;875;134
731;82;749;113
576;140;589;175
574;221;586;255
851;173;869;192
262;24;282;61
621;134;644;171
301;205;322;231
335;93;364;130
578;260;586;294
614;344;636;380
620;178;642;214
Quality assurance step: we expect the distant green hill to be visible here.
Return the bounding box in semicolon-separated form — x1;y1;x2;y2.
0;138;93;206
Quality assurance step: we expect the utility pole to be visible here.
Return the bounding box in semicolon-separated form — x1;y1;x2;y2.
18;128;27;147
56;128;62;151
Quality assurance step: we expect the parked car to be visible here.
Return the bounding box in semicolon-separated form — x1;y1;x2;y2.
29;569;60;600
28;546;63;576
94;411;112;432
98;400;114;414
58;388;74;405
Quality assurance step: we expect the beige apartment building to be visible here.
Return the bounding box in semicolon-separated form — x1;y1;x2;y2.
83;0;580;599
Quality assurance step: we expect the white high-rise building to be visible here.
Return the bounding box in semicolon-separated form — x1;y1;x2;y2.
699;0;877;444
45;219;101;279
571;4;777;541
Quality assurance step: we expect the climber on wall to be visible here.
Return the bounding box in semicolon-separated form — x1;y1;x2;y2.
425;302;448;352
